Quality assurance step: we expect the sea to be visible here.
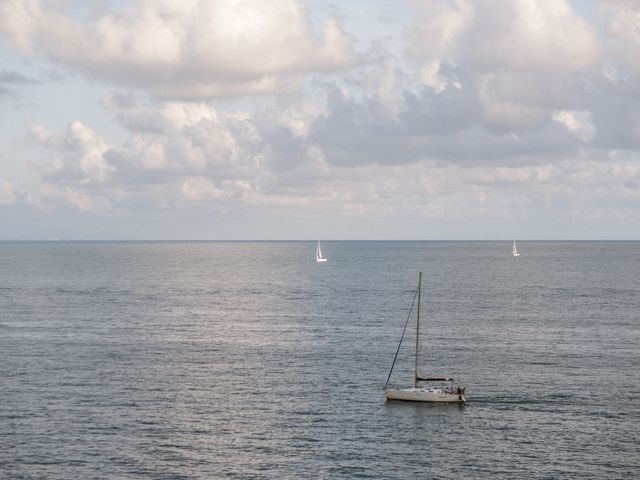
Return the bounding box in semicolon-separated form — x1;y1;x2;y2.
1;241;638;479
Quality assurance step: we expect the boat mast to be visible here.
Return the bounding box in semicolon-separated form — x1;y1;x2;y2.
414;271;421;388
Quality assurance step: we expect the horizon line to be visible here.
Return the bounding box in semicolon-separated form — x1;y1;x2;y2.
1;239;639;243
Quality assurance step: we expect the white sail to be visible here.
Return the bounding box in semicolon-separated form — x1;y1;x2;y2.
316;240;327;262
512;241;520;257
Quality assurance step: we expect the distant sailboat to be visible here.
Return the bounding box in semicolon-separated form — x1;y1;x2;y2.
316;240;327;262
384;272;466;403
512;241;520;257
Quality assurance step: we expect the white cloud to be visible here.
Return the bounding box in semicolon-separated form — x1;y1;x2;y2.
2;0;640;239
40;183;94;211
418;59;449;93
28;123;63;148
407;0;474;60
32;121;116;187
276;105;324;138
0;181;17;205
128;136;167;171
599;0;640;76
0;0;39;53
159;102;215;130
182;177;230;201
552;110;596;142
409;0;599;72
67;121;116;185
0;0;358;99
478;74;549;130
407;0;602;131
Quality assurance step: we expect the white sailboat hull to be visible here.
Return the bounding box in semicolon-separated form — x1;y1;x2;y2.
384;387;465;403
316;257;327;262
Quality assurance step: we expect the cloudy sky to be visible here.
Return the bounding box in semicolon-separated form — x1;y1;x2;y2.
1;0;639;240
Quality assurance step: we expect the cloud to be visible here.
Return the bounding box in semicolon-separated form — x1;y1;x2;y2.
21;59;633;222
308;77;583;167
0;86;14;98
182;176;250;201
0;0;358;99
104;98;266;184
40;183;93;211
408;0;599;72
31;121;116;187
2;1;640;238
0;69;39;98
0;181;18;205
599;0;640;76
403;0;605;134
551;110;596;142
0;70;39;84
0;180;33;208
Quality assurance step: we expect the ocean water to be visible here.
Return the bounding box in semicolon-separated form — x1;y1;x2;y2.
1;241;638;479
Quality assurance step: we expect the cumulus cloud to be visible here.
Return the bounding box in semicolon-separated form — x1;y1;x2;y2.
31;121;116;187
308;76;585;167
0;0;358;99
1;0;639;238
20;86;618;224
104;98;265;183
404;0;604;134
408;0;599;71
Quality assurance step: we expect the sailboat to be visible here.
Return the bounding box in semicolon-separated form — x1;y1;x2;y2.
512;241;520;257
384;272;466;403
315;240;327;262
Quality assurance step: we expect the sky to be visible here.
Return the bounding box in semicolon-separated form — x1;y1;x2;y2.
0;0;639;240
